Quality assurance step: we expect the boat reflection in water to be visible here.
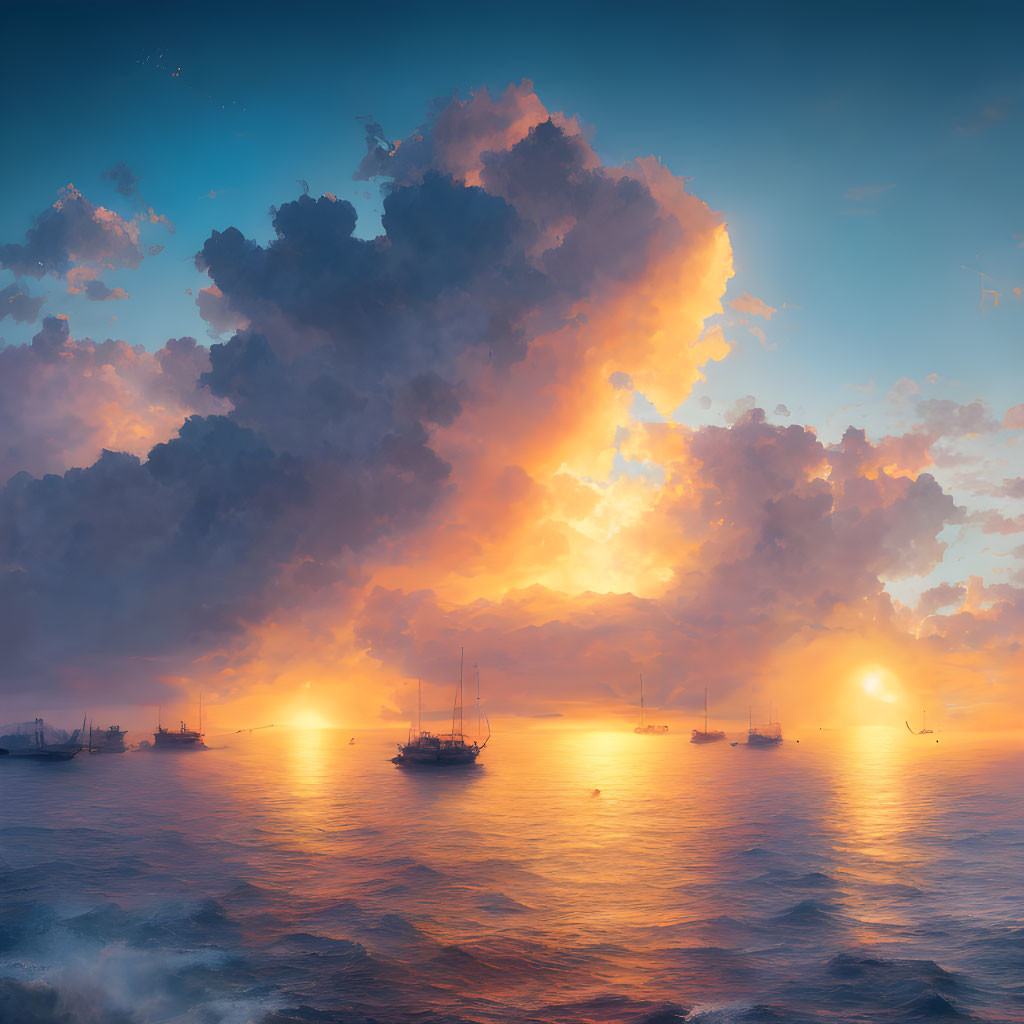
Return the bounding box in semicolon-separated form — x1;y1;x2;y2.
393;650;489;768
0;718;86;761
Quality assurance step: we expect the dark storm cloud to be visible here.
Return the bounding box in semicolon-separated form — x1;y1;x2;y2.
0;92;717;695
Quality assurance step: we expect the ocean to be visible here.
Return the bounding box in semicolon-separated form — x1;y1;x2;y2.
0;725;1021;1023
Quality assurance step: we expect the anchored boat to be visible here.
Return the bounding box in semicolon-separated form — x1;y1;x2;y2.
153;693;206;750
634;674;669;734
747;705;783;746
905;710;934;735
691;688;726;743
88;724;127;753
392;651;489;767
0;718;86;761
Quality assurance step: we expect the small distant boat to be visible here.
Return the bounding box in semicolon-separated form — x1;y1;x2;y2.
906;710;934;735
348;737;356;745
88;724;127;753
691;688;725;744
392;653;489;767
634;674;669;734
747;706;782;746
152;693;206;750
0;718;85;761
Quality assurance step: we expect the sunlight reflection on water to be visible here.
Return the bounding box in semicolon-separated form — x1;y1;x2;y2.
0;725;1020;1022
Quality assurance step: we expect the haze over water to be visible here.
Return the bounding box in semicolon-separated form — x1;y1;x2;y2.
1;727;1020;1023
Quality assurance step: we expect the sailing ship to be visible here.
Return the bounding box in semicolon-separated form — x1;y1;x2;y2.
690;688;725;743
747;705;782;746
88;724;127;753
0;718;86;761
905;710;934;735
152;694;206;750
392;651;489;767
634;674;669;734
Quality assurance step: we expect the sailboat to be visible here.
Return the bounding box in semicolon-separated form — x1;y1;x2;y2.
392;650;490;767
905;710;934;735
747;704;782;746
690;688;725;743
634;674;669;734
153;693;206;750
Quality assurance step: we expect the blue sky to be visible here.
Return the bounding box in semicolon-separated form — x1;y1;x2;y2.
2;0;1021;603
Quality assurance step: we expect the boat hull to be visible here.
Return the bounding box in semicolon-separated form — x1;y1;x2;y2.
0;748;79;761
392;748;480;767
690;730;726;743
747;735;783;746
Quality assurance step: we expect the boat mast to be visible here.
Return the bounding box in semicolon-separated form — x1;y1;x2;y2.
923;709;927;731
452;647;464;739
639;674;645;728
417;679;421;735
704;687;708;734
199;690;203;734
475;664;481;739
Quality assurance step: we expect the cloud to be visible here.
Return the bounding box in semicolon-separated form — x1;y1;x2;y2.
358;409;966;720
887;377;919;404
3;83;1019;729
1;83;734;694
0;316;228;483
728;291;777;319
914;398;1000;438
103;161;141;197
195;284;249;334
0;184;143;280
773;404;790;417
66;267;129;301
0;282;46;323
1003;404;1024;430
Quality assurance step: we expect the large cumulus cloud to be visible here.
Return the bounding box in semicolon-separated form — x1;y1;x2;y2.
2;82;1013;726
356;409;967;719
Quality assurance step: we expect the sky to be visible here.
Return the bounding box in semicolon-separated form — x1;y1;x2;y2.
0;1;1021;733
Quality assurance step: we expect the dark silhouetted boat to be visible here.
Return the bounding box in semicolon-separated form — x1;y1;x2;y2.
392;652;489;767
153;694;206;750
747;706;782;746
906;710;934;735
0;718;85;761
634;674;669;734
88;724;127;753
691;688;726;743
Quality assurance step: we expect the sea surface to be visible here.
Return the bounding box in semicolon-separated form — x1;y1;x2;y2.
0;725;1021;1024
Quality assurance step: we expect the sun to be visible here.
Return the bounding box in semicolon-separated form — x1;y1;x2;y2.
859;668;897;704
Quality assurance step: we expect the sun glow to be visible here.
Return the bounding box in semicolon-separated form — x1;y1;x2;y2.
859;668;898;705
289;710;334;730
